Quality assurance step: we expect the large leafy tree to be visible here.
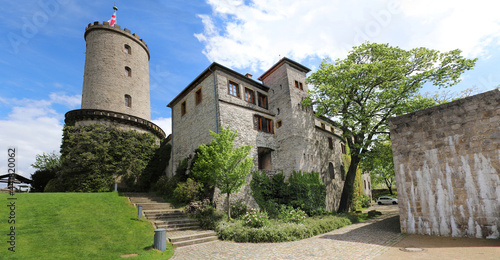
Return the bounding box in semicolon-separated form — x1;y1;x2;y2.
192;127;254;220
305;42;476;212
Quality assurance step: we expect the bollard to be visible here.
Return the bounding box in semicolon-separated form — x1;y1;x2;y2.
114;182;118;192
138;205;143;219
154;228;167;251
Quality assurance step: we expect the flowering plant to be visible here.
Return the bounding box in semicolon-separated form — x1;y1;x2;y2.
242;209;270;228
279;205;307;224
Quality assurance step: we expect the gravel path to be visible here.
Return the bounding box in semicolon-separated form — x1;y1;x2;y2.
171;205;404;260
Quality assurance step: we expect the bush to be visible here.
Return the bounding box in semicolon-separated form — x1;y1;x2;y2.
360;194;372;208
251;171;326;217
44;178;62;192
173;178;203;203
242;209;270;228
191;205;225;230
31;169;58;192
216;215;352;243
278;205;307;224
230;200;248;219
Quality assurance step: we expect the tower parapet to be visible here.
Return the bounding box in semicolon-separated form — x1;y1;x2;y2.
85;21;150;60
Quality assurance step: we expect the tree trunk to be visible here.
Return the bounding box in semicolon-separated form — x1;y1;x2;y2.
385;178;393;195
226;192;231;221
337;154;361;213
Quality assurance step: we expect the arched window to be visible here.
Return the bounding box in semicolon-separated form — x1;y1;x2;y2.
124;44;131;54
125;95;132;107
125;66;132;77
328;162;334;179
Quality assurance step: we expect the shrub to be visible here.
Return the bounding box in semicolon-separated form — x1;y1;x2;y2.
173;178;203;203
230;200;248;219
216;215;352;243
242;209;270;228
279;205;307;224
191;205;225;230
360;194;372;208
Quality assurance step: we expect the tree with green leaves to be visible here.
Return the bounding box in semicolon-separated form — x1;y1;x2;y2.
361;139;395;195
192;127;254;220
31;151;61;171
305;42;476;212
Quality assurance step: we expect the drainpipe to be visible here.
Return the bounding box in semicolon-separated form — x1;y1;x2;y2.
208;65;219;133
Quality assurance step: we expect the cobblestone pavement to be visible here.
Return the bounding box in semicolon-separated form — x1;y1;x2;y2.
171;205;405;260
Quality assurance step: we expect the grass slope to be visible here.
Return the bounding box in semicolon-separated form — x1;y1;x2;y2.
0;192;173;260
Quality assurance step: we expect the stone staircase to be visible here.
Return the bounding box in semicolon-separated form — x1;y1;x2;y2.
124;193;218;247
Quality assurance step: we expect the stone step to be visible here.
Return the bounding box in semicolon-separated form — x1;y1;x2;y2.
172;235;218;248
123;192;157;197
169;231;217;243
156;222;200;231
155;218;198;226
137;203;174;210
144;210;185;219
129;197;165;203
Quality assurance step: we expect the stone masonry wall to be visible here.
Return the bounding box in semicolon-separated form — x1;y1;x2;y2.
389;89;499;238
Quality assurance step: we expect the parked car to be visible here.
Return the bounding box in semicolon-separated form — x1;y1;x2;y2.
376;196;398;205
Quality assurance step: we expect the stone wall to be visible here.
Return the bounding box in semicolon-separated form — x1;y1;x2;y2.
389;89;499;239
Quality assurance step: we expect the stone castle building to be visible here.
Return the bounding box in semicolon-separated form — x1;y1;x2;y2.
167;58;348;211
65;21;165;141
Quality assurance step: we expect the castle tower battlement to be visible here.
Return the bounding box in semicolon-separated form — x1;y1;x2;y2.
65;20;165;140
81;21;151;120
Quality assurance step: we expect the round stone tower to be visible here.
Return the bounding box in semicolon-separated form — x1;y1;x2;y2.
65;21;165;139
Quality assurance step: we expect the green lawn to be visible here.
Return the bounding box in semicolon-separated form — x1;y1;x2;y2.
0;192;173;260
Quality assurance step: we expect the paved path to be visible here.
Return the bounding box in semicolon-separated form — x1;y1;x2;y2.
171;205;404;260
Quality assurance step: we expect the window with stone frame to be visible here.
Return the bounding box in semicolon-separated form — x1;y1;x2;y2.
195;88;202;105
330;126;335;132
124;94;132;107
125;66;132;77
253;115;274;134
328;137;333;150
295;80;299;89
124;44;131;54
321;122;326;129
276;120;282;128
181;101;186;116
341;143;346;154
299;82;304;90
244;87;255;104
228;80;240;98
258;93;268;109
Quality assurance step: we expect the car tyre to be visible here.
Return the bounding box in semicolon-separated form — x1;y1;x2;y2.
378;202;382;205
392;201;397;205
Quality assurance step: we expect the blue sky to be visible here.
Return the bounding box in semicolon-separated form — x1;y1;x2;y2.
1;0;499;180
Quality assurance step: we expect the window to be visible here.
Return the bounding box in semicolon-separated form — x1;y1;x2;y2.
258;147;272;170
124;95;132;107
329;163;334;179
195;89;202;105
276;120;282;128
299;82;303;90
295;80;299;89
228;81;240;98
258;93;268;109
244;88;255;104
124;44;131;54
330;127;334;132
125;66;132;77
341;143;346;154
253;115;274;133
181;101;186;116
328;137;333;150
321;122;326;129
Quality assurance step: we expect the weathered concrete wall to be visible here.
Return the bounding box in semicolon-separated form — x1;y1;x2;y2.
389;89;499;239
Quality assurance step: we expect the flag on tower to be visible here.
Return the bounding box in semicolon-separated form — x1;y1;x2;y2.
108;4;118;26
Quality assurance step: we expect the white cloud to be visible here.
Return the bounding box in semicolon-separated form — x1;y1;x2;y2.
152;117;172;137
0;93;80;182
196;0;500;72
